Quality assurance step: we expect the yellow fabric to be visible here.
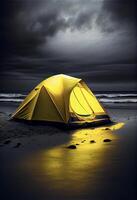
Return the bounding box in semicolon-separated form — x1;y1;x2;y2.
12;89;37;118
43;75;67;122
12;74;107;123
70;86;94;116
13;96;36;120
43;74;81;122
32;86;63;122
80;81;105;114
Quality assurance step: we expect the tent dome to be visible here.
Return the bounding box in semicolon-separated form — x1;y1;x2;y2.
12;74;110;124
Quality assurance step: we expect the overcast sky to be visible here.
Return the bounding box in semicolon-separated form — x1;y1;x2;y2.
0;0;137;92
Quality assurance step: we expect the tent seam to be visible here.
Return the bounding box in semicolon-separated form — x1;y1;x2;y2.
78;83;95;116
44;86;65;122
11;93;37;118
80;81;107;114
31;88;41;120
62;77;68;123
67;79;82;122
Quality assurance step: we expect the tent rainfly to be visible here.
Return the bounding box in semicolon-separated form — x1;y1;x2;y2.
11;74;110;125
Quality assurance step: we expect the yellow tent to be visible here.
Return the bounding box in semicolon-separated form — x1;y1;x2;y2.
12;74;110;124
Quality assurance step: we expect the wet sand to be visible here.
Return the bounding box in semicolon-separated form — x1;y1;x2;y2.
0;102;137;200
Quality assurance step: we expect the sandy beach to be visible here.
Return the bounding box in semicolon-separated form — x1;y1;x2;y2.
0;102;137;200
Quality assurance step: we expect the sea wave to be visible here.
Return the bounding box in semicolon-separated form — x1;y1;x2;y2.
0;98;24;102
96;93;137;98
0;93;137;103
99;98;137;103
0;93;26;98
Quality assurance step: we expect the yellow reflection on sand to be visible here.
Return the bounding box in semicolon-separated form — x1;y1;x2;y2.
70;122;124;146
23;122;124;194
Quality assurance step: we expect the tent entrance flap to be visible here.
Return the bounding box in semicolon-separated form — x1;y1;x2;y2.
69;84;95;121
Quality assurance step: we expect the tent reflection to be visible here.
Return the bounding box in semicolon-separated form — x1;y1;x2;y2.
23;123;124;195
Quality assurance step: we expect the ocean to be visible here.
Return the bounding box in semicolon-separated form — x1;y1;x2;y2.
0;92;137;103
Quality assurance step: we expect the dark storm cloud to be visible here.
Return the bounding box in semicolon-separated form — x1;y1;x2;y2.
70;9;94;30
0;0;100;58
103;0;137;25
1;0;136;59
97;0;137;33
0;0;137;92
